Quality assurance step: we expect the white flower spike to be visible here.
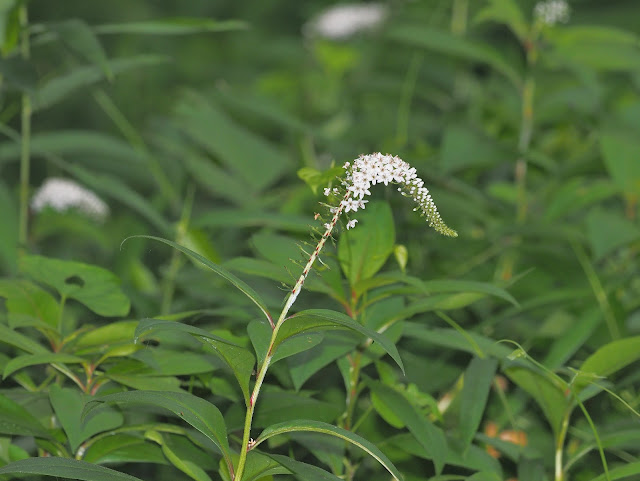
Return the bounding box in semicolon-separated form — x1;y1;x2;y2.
287;153;457;318
31;177;109;221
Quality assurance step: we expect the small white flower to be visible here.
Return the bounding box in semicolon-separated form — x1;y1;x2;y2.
305;3;388;40
346;219;358;229
534;0;570;26
31;177;109;221
323;187;332;196
324;223;332;230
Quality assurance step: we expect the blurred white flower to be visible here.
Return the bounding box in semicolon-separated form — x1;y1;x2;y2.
534;0;570;26
305;3;388;40
31;177;109;221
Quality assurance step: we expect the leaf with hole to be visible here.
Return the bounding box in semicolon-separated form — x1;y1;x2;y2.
20;255;130;317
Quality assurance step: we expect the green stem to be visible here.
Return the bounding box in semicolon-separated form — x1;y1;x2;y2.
234;194;349;480
451;0;468;35
344;351;363;431
18;4;31;256
160;185;194;315
555;408;571;481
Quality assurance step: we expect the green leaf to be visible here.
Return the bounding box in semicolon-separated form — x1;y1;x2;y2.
0;457;144;480
4;353;85;379
505;366;567;436
414;278;518;307
586;208;640;260
135;319;255;405
0;393;51;438
174;92;291;193
0;181;18;274
601;131;640;196
34;55;167;111
82;434;167;464
474;0;528;40
338;202;395;286
404;324;512;359
459;357;498;450
368;381;447;474
254;419;403;481
283;309;404;373
591;461;640;481
248;319;323;366
146;431;212;481
543;309;601;369
252;391;342;428
576;336;640;391
288;332;359;391
219;451;289;481
20;255;130;317
440;124;511;174
126;236;272;324
49;385;123;453
76;321;138;348
386;25;521;87
94;18;248;35
0;279;60;329
86;390;231;467
298;166;345;195
0;324;49;354
546;26;640;72
47;20;112;79
268;454;343;481
54;161;171;234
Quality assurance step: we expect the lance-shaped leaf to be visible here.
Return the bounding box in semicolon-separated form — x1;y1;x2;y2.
254;419;403;481
282;309;404;373
4;353;85;379
368;381;447;474
0;394;52;439
86;391;231;468
574;336;640;392
49;385;123;453
0;457;143;480
135;319;255;405
125;236;272;323
269;454;343;481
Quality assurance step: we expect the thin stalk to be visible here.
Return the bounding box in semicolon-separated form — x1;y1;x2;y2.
18;4;31;256
555;408;571;481
234;193;349;480
571;239;620;340
344;351;363;430
92;89;179;206
451;0;468;35
160;185;194;315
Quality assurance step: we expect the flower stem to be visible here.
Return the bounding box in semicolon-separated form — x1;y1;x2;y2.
18;4;31;257
234;194;348;480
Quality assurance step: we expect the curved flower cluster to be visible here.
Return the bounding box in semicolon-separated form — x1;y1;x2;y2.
534;0;570;26
327;153;457;237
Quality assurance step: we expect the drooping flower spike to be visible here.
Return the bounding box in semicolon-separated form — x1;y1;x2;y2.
284;153;456;313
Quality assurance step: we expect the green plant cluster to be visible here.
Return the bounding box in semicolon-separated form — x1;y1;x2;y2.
0;1;639;481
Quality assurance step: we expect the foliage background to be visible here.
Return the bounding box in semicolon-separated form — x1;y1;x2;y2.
0;0;639;480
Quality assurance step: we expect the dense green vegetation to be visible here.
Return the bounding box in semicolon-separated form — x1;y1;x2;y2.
0;1;639;480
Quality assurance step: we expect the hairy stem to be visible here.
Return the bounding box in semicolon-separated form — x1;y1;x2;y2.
234;194;348;480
